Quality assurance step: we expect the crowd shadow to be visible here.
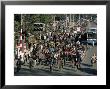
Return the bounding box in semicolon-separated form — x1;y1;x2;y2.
81;63;92;67
79;67;97;75
14;66;80;76
14;63;97;76
14;67;62;76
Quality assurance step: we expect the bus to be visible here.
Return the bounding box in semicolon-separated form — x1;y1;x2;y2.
34;23;45;31
87;28;97;46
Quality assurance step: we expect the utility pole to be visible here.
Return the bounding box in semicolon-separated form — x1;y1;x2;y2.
79;14;81;26
54;15;56;31
70;14;71;26
73;14;74;29
21;14;23;29
66;14;67;28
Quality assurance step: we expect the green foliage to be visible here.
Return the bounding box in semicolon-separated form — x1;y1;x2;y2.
40;14;53;24
14;14;21;22
14;14;53;36
14;21;21;32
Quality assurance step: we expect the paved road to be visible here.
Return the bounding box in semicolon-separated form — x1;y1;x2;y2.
14;45;97;76
14;21;97;76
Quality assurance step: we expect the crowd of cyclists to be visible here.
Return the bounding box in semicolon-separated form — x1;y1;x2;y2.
15;17;97;73
15;30;91;73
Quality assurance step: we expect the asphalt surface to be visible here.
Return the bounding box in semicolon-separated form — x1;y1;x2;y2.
14;45;97;76
14;21;97;76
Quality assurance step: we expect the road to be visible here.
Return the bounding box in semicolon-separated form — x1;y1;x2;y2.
14;45;97;76
14;21;97;76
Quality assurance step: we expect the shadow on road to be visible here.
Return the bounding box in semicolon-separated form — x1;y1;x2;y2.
81;63;92;67
14;62;97;76
14;67;81;76
79;67;97;75
14;67;63;76
63;67;76;72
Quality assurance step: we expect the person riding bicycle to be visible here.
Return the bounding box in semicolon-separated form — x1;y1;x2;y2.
91;53;97;65
75;50;81;69
16;55;22;72
29;55;34;70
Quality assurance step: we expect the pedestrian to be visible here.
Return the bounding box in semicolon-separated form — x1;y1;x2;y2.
23;52;27;64
29;56;34;70
54;51;59;66
76;51;81;69
57;53;63;71
33;54;36;67
70;48;75;68
60;52;64;68
49;53;54;72
16;55;22;72
91;53;97;66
